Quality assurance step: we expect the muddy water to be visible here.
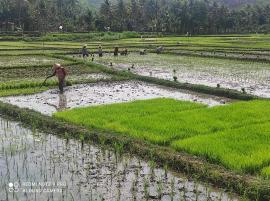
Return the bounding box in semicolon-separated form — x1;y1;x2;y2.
0;81;230;116
68;73;112;81
93;53;270;98
0;117;239;201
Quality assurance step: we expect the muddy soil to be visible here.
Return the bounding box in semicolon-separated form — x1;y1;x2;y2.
0;117;239;201
93;53;270;98
0;81;231;116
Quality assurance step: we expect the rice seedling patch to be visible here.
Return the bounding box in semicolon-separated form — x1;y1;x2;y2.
55;98;270;176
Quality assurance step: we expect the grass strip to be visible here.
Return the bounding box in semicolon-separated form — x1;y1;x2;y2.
0;87;49;97
0;62;81;70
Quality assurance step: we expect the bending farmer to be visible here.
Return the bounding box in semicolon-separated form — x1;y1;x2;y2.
46;63;67;93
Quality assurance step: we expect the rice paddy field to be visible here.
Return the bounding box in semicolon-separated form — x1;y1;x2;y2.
93;53;270;97
54;99;270;176
0;33;270;200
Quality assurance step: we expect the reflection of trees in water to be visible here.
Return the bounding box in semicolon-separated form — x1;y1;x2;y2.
47;93;67;112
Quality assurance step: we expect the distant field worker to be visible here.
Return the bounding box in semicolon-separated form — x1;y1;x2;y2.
98;45;103;57
114;46;119;56
140;49;146;55
82;45;89;58
46;63;67;93
120;48;128;56
156;46;164;54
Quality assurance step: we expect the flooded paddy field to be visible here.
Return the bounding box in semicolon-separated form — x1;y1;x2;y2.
0;36;270;201
93;53;270;97
0;117;239;201
0;81;230;116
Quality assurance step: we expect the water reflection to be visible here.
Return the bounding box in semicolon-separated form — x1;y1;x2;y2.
0;117;239;201
46;93;67;112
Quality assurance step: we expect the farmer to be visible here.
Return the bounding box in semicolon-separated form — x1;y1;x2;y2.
140;49;146;55
46;63;67;93
114;46;119;56
156;46;164;54
120;48;128;56
82;45;89;58
98;45;103;57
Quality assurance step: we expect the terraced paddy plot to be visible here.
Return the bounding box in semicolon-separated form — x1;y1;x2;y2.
0;64;103;81
0;117;238;201
0;73;113;97
54;99;270;177
0;81;230;116
0;62;114;97
165;49;270;62
120;35;270;49
94;53;270;97
0;55;66;68
0;49;68;56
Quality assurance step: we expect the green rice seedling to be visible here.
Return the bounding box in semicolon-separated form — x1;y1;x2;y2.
113;142;124;156
117;187;121;201
157;178;163;199
131;179;136;195
170;178;175;200
143;177;149;200
195;182;199;201
149;160;156;177
164;164;168;179
79;133;85;142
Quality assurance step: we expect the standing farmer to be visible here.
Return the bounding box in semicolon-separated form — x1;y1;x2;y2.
98;45;103;57
156;46;164;54
82;45;89;58
114;46;119;56
45;63;67;93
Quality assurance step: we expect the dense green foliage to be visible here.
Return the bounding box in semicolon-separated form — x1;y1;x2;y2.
1;0;270;34
55;98;270;177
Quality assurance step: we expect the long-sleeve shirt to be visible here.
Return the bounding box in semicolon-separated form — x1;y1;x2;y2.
53;65;67;81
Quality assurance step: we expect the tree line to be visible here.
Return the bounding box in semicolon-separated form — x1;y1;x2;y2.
1;0;270;34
